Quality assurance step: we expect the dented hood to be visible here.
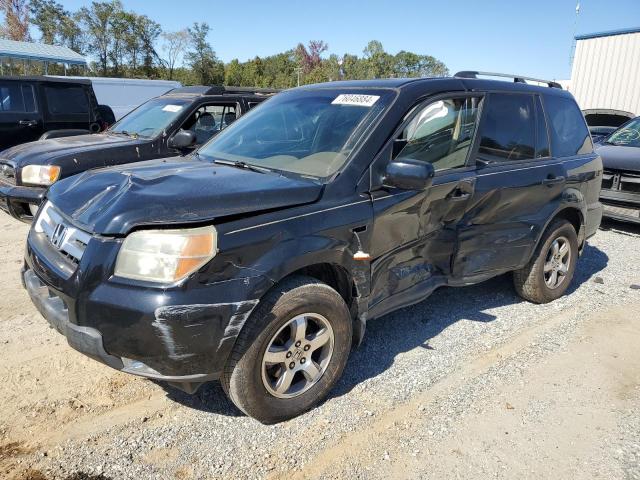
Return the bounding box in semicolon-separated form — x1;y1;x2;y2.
1;133;146;167
47;157;323;235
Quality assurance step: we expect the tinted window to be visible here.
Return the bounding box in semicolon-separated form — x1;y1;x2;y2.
478;94;535;161
395;97;480;171
0;83;36;113
181;104;237;144
45;85;89;115
535;96;550;158
543;95;592;157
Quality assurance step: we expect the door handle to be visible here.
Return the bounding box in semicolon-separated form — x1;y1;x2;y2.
542;175;565;186
18;120;37;127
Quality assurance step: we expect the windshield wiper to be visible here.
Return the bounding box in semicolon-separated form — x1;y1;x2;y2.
212;158;273;174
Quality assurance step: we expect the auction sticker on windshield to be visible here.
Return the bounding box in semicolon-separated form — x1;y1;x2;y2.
162;105;183;112
332;94;380;107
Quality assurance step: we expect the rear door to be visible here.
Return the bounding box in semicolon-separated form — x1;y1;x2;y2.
452;92;566;278
0;81;41;149
368;94;482;310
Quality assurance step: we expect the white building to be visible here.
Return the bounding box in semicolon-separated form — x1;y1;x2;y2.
569;27;640;119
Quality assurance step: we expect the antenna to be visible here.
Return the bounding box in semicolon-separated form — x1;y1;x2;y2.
569;1;582;69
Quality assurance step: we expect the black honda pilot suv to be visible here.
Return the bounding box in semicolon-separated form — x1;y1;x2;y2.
23;72;603;423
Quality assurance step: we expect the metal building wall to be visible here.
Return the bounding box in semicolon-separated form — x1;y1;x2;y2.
570;31;640;115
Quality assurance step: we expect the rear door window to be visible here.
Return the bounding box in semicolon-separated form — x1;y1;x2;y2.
543;94;592;157
478;93;536;161
44;85;89;115
0;83;37;113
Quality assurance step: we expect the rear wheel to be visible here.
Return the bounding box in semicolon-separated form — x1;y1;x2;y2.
221;276;352;424
513;219;578;303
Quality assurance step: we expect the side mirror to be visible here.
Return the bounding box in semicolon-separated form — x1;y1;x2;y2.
384;158;435;190
168;130;196;150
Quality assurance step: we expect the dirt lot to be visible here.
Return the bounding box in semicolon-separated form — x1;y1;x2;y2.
1;214;639;480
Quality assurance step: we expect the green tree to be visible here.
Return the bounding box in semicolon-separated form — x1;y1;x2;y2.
363;40;394;78
186;22;223;85
136;15;162;77
78;0;123;76
394;50;448;77
30;0;84;53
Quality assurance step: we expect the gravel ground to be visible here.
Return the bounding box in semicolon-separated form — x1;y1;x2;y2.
1;216;639;480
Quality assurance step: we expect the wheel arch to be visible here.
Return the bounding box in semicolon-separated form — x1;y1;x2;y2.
532;205;586;263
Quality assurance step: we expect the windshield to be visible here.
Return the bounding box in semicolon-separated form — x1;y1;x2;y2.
198;89;394;179
110;97;190;139
606;117;640;147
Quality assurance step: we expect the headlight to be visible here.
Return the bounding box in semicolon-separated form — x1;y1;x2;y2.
114;226;217;283
21;165;61;186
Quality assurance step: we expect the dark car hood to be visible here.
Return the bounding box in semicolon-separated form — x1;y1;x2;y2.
596;144;640;173
47;157;323;235
0;133;146;166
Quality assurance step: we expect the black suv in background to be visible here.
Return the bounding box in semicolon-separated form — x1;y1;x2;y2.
0;76;110;149
0;86;275;220
23;73;602;423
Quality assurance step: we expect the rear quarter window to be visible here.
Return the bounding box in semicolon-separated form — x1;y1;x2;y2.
44;85;89;115
543;95;592;157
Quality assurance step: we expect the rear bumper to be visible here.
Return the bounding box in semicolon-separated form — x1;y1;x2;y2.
0;183;45;222
600;190;640;224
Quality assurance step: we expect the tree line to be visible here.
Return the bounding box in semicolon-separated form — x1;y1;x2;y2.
0;0;448;86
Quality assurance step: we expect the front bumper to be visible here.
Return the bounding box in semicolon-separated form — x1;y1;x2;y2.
600;190;640;224
23;268;125;371
23;230;271;392
0;182;45;222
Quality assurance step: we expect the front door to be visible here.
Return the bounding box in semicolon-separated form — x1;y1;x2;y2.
368;94;483;313
0;81;41;149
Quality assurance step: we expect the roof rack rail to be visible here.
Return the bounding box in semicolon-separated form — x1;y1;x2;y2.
166;85;280;96
454;71;562;89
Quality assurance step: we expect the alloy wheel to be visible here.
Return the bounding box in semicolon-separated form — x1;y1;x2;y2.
261;313;334;399
544;235;572;289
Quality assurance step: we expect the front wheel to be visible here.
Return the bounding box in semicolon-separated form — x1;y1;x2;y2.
513;219;579;303
221;276;352;424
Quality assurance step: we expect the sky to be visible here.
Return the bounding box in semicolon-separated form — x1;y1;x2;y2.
59;0;640;80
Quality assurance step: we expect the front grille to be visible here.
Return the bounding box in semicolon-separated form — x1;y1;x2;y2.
602;169;640;195
602;170;614;190
33;201;91;264
0;162;15;186
620;172;640;194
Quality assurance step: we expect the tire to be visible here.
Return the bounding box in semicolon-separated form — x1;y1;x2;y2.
513;219;578;304
221;275;352;424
